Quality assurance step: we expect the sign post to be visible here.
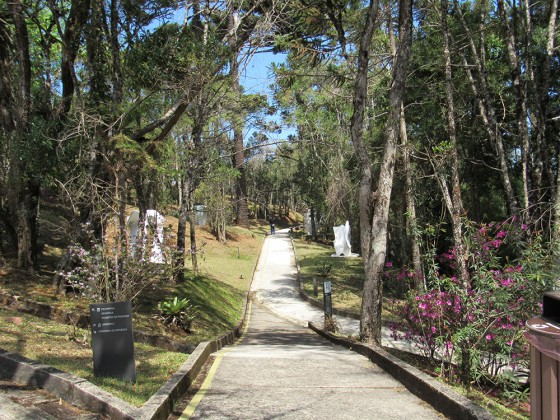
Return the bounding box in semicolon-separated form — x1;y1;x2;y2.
323;281;332;318
90;301;136;382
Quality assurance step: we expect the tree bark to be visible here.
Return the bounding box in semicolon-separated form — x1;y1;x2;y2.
3;1;38;270
400;104;424;291
387;5;424;291
453;0;520;215
497;0;532;217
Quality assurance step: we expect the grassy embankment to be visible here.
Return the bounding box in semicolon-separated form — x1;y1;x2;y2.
0;217;269;406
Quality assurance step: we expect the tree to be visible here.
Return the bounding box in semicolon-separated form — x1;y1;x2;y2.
355;0;413;344
0;0;91;270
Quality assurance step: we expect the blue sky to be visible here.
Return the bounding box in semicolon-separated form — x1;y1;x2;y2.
240;50;281;95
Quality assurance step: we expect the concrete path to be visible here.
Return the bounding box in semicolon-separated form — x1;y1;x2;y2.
182;230;443;419
251;229;415;352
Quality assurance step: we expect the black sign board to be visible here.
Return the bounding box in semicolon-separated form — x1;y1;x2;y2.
90;301;136;382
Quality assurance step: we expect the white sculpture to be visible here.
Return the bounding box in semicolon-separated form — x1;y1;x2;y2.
332;220;358;257
194;204;207;226
127;209;165;263
305;209;313;236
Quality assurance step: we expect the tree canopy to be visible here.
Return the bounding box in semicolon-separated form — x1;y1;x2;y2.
0;0;558;344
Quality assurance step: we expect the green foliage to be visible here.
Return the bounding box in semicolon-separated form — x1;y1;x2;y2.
317;261;332;277
157;296;198;333
125;23;228;91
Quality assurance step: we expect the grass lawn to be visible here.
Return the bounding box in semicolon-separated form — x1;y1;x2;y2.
0;308;189;406
291;233;400;322
293;234;364;315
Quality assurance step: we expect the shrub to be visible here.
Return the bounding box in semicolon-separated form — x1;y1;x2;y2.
390;218;556;389
157;296;198;333
57;223;176;303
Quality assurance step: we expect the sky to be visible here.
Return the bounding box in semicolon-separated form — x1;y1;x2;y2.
240;50;281;95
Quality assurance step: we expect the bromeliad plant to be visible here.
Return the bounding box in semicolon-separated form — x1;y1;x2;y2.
157;296;198;333
390;218;556;391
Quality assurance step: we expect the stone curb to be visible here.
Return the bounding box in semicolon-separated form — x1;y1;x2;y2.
0;331;241;420
308;322;495;420
0;231;266;419
0;348;141;419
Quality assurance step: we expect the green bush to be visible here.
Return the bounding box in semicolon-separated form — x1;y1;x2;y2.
157;296;198;333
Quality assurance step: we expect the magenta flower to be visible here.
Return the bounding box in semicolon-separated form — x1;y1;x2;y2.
500;278;514;287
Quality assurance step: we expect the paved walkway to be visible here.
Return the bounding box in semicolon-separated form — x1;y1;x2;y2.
250;229;415;352
181;230;442;419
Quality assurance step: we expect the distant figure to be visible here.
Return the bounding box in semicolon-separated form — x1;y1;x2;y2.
269;217;276;235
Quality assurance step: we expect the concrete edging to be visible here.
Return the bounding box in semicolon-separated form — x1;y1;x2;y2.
0;337;227;420
0;348;141;419
308;322;494;420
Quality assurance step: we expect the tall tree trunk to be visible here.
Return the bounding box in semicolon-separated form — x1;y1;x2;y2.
387;4;424;291
400;104;424;291
188;192;199;276
4;1;37;270
176;172;189;282
176;174;199;279
310;207;317;241
352;0;413;345
175;106;205;281
440;0;469;290
352;0;379;344
228;10;249;228
453;0;520;215
497;0;532;218
351;0;378;267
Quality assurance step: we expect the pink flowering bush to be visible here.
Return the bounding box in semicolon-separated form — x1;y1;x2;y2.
391;218;556;388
